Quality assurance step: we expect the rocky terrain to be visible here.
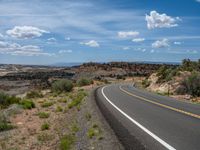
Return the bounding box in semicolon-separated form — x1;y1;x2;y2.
0;80;123;150
141;59;200;103
0;61;183;150
0;62;174;95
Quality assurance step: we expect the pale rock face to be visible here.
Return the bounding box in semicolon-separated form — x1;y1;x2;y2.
147;71;192;94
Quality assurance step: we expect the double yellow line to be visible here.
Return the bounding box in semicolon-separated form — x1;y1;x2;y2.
119;86;200;120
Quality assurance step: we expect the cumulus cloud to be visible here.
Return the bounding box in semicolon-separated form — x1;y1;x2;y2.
80;40;99;47
58;49;72;54
118;31;139;38
6;26;49;39
174;41;181;45
132;38;145;43
0;41;54;56
145;11;180;29
152;39;170;48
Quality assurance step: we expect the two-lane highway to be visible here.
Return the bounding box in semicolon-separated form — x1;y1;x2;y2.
96;84;200;150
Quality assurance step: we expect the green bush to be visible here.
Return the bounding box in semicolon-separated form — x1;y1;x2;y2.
59;134;75;150
0;122;14;132
52;80;73;93
38;112;50;119
20;99;35;109
176;72;200;97
71;123;79;133
56;106;63;112
41;122;50;130
180;59;199;72
142;79;151;88
0;114;14;132
68;91;87;109
26;91;43;99
157;66;178;83
76;78;93;87
0;92;21;109
41;102;54;108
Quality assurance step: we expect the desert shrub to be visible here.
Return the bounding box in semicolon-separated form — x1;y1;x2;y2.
68;91;87;109
37;133;54;142
56;106;63;112
68;98;82;109
0;114;14;132
41;102;54;108
142;79;151;88
157;66;178;83
71;123;79;133
103;79;109;84
176;72;200;97
52;80;73;93
0;92;21;109
41;122;50;130
20;99;35;109
0;122;14;132
58;98;67;103
85;112;92;121
116;75;125;80
87;128;95;139
180;59;199;72
59;134;75;150
26;91;43;99
38;112;50;119
76;78;93;87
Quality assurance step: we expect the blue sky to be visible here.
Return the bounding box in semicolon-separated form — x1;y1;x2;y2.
0;0;200;64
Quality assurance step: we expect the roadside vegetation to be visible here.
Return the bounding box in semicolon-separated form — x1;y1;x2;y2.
76;78;93;87
0;77;108;150
26;90;43;99
52;79;73;93
176;72;200;97
142;59;200;102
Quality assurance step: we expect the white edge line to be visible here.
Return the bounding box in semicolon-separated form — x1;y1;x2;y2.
101;85;176;150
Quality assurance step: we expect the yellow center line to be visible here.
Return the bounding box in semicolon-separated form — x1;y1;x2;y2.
119;86;200;120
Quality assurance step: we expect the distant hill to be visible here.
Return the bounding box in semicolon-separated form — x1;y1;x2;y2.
51;62;83;67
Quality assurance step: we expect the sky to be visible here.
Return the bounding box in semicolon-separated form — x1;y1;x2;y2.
0;0;200;65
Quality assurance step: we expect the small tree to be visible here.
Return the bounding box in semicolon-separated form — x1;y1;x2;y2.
52;79;73;93
76;78;93;87
177;72;200;97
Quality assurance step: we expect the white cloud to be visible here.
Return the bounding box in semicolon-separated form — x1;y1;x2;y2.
6;26;49;39
122;47;130;50
65;37;71;41
47;37;56;42
150;49;155;53
186;50;198;54
0;41;54;56
80;40;99;47
145;11;180;29
174;41;181;45
58;50;72;54
142;48;146;52
118;31;139;38
152;38;170;48
0;33;4;39
132;38;145;43
196;0;200;2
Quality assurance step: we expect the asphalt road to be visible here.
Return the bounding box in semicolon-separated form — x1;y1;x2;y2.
96;84;200;150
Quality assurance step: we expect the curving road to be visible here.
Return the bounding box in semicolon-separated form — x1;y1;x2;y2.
95;84;200;150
